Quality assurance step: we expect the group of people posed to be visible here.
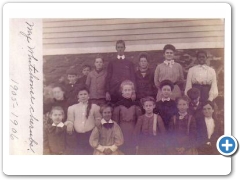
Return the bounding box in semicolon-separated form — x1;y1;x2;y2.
43;40;222;155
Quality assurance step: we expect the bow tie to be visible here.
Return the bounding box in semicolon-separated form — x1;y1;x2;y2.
103;123;114;129
48;125;65;134
162;97;170;102
164;60;174;68
117;55;125;60
190;102;198;108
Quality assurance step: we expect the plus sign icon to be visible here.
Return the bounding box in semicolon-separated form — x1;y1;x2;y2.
217;135;238;156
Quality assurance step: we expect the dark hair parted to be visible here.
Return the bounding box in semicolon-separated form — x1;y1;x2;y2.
187;87;200;100
82;64;91;70
176;95;190;105
52;83;66;92
140;96;156;106
95;54;104;63
77;86;92;119
196;50;208;58
50;106;65;119
163;44;176;53
100;103;114;114
116;40;125;47
202;100;215;109
138;52;149;61
159;80;174;91
66;68;77;75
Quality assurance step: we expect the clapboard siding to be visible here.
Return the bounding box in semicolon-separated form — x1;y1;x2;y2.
44;31;223;44
43;19;223;33
43;18;224;55
44;37;224;49
43;25;224;39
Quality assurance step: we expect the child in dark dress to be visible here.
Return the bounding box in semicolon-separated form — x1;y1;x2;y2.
134;97;166;155
154;80;178;130
43;106;67;155
112;80;142;155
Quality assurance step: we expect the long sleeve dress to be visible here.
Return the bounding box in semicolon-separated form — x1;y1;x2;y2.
154;61;184;101
43;122;67;155
89;119;124;155
112;97;142;155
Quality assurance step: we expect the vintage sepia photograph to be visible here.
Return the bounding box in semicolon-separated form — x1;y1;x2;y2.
42;18;224;155
5;2;233;175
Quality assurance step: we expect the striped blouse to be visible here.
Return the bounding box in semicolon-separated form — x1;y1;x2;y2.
154;62;184;88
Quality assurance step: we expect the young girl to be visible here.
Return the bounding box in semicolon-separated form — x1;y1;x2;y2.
43;106;67;155
196;101;222;155
112;80;142;155
154;44;184;101
86;55;108;106
65;87;102;155
168;96;197;155
134;97;166;155
154;80;178;130
89;104;124;155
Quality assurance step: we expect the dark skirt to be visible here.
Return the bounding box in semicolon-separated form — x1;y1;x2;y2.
65;130;93;155
192;84;211;102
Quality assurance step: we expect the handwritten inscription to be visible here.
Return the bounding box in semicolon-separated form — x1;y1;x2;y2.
20;21;39;153
10;79;19;140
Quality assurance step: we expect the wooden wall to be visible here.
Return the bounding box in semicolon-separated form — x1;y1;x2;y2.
43;18;224;55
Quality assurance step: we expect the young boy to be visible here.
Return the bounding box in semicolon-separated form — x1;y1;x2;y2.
135;52;157;101
64;68;83;107
86;55;107;106
187;87;203;119
154;80;178;130
106;40;136;103
77;65;91;85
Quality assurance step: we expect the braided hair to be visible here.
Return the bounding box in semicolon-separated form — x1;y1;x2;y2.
77;86;92;119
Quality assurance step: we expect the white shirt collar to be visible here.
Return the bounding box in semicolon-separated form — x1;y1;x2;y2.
52;122;64;127
178;112;188;119
79;101;88;105
204;117;215;139
117;55;125;59
198;64;208;69
162;97;170;102
101;119;113;124
164;60;175;67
